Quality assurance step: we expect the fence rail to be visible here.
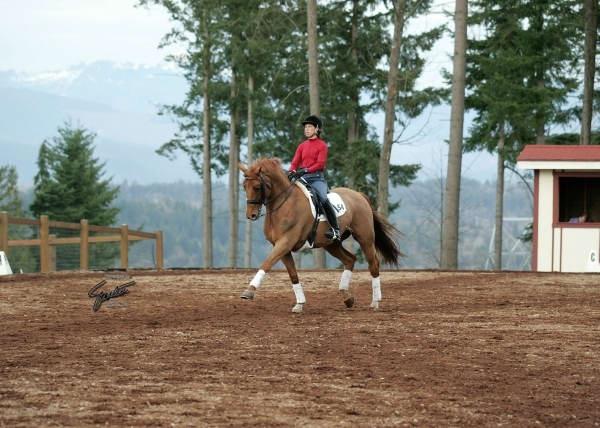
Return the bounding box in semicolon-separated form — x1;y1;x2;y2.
0;212;163;273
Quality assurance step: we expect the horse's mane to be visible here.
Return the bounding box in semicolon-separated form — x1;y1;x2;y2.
248;157;287;181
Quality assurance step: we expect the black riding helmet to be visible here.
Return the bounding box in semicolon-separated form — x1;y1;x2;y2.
302;115;323;133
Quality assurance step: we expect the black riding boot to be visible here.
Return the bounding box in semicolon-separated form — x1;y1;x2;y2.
322;200;341;241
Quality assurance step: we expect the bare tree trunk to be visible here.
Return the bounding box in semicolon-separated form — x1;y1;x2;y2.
202;10;213;268
535;80;546;144
532;10;546;145
346;0;360;189
581;0;597;145
228;70;239;267
307;0;320;117
377;0;406;217
440;0;467;269
307;0;325;268
439;159;444;264
244;75;254;268
494;125;505;270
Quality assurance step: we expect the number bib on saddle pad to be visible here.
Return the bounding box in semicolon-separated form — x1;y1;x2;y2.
295;181;347;220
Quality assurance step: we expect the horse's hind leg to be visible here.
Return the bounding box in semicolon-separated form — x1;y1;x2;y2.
324;242;357;308
281;252;305;313
363;243;381;309
353;235;381;310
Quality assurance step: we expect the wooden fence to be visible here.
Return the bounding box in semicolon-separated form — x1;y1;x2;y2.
0;212;163;273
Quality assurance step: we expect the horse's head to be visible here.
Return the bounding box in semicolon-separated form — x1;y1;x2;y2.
239;162;267;221
239;158;287;221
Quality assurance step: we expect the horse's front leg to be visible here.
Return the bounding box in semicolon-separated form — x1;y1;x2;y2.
280;252;305;313
240;239;294;300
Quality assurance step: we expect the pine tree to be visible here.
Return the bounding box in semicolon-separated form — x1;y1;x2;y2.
30;124;119;225
523;0;580;144
0;165;22;215
465;0;581;268
29;124;119;270
377;0;445;215
581;0;597;145
465;0;531;269
0;165;37;273
142;0;231;268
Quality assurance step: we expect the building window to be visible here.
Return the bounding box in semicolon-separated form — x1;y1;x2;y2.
558;176;600;223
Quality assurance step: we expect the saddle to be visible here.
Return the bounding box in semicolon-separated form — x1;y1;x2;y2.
295;180;346;220
295;180;348;249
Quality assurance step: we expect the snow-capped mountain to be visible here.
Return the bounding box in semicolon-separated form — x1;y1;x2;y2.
0;61;197;186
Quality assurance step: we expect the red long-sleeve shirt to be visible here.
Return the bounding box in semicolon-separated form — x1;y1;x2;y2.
290;137;328;173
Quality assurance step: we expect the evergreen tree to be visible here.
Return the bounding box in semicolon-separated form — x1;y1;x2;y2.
140;0;232;268
523;0;580;143
465;0;581;267
581;0;597;145
466;0;531;269
0;165;22;215
0;165;37;273
377;0;445;215
30;124;119;225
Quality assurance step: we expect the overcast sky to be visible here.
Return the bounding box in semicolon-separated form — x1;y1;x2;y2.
0;0;175;72
0;0;453;76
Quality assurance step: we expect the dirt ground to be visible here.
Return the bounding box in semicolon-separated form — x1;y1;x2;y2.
1;269;600;427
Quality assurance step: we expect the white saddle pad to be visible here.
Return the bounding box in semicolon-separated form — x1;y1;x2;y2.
295;181;347;220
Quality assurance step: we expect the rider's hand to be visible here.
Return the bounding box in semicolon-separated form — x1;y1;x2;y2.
287;170;297;181
296;168;309;177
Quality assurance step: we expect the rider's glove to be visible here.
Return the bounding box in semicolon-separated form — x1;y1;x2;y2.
296;168;309;177
287;168;309;181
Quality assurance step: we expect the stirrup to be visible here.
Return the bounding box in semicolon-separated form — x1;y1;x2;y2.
325;227;341;241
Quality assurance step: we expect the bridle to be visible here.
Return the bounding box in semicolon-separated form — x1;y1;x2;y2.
244;173;295;219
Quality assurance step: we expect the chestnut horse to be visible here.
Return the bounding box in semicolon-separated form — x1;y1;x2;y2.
239;158;400;313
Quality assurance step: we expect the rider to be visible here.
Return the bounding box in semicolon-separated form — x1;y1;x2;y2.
288;115;341;242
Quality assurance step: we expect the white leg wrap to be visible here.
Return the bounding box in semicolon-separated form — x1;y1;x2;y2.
339;269;352;291
372;276;381;301
292;282;306;304
250;269;266;288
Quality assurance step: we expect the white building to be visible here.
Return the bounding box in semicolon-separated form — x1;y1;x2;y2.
517;145;600;273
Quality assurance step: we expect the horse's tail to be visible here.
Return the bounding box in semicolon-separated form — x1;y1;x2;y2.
360;193;402;266
372;210;403;266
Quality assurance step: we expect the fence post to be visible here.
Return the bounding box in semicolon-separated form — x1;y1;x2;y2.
155;231;164;270
80;219;89;271
40;215;50;273
0;211;8;253
49;234;57;272
120;224;128;269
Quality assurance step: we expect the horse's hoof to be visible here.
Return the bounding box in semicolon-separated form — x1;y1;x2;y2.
344;296;355;308
292;303;304;313
240;289;255;300
370;301;379;310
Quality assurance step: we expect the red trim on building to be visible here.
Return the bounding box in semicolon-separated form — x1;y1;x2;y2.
517;145;600;162
532;170;539;271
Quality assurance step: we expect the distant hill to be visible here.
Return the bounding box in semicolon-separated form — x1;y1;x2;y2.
0;62;197;186
1;60;503;188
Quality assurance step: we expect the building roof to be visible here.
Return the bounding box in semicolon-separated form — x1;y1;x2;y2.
517;145;600;162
